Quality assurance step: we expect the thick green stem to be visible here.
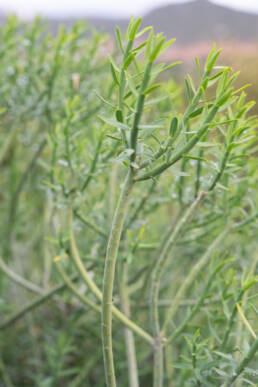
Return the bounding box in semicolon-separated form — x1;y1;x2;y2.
119;264;139;387
102;170;134;387
153;337;164;387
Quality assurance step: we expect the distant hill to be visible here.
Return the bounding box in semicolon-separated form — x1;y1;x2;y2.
141;0;258;44
1;0;258;46
72;0;258;45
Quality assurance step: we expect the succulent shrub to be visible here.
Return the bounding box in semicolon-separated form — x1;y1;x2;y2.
0;16;258;387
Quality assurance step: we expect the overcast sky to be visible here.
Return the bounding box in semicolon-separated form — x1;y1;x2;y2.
0;0;258;18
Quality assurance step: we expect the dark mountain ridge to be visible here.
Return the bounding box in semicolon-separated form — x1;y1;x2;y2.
1;0;258;45
142;0;258;44
66;0;258;45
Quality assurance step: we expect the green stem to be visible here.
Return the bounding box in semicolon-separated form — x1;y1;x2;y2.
102;170;134;387
194;148;204;197
164;344;174;387
126;178;157;229
118;39;134;145
0;356;14;387
69;209;153;344
0;276;78;330
0;125;18;167
75;211;108;238
153;337;164;387
135;105;219;181
163;228;229;339
119;264;139;387
0;257;43;294
55;262;101;313
235;254;258;387
81;133;103;192
165;261;227;345
150;194;205;387
220;289;245;350
8;138;47;234
225;337;258;386
130;61;153;162
135;211;182;313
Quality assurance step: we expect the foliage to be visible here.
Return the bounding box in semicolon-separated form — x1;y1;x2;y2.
0;16;258;387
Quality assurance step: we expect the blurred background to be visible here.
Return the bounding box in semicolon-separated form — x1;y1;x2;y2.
0;0;257;110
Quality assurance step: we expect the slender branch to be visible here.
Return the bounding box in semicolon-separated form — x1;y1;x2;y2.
130;61;153;162
55;262;101;313
126;178;157;229
69;208;103;302
235;254;258;387
69;209;153;344
8;138;47;232
220;289;245;350
163;229;229;339
150;193;205;387
0;356;14;387
0;257;43;295
225;337;258;386
135;105;219;181
134;210;183;312
165;261;227;345
75;211;108;238
81;133;103;192
0;276;78;330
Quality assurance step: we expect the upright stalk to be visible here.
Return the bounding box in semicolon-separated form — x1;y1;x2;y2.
102;170;134;387
119;264;139;387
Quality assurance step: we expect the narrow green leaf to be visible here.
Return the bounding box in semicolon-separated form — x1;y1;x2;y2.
98;116;128;130
115;26;124;53
106;134;122;142
149;35;165;62
187;74;196;94
145;29;154;60
110;63;119;86
195;56;201;80
129;17;142;40
163;61;182;72
136;26;152;39
123;53;135;70
131;41;147;53
183;154;207;162
169;117;178;137
185;78;191;103
142;84;162;96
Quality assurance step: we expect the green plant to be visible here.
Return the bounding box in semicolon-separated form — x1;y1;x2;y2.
0;16;257;387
